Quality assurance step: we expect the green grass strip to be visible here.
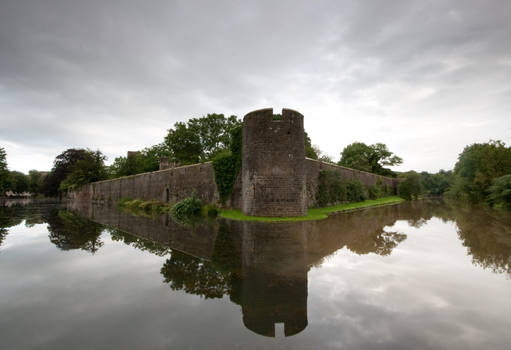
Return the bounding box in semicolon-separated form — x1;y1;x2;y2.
219;196;404;222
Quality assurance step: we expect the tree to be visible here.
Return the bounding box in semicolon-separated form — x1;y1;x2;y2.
0;147;9;194
59;150;107;191
164;114;241;164
41;148;107;196
109;143;172;178
339;142;403;176
304;132;318;159
28;170;46;193
420;170;454;196
398;171;423;200
9;171;29;193
447;140;511;203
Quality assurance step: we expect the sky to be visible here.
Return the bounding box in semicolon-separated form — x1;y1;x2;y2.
1;0;510;174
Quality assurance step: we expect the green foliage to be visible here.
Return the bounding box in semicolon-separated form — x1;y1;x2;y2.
339;142;402;177
446;140;511;203
28;170;46;193
109;143;172;178
41;148;106;196
170;195;202;223
212;125;242;204
368;184;383;199
8;171;29;193
0;147;9;194
316;170;368;206
304;132;318;159
317;171;346;206
213;152;238;203
164;113;241;165
59;150;108;191
420;170;454;196
487;174;511;208
398;171;423;200
202;204;219;217
346;180;368;202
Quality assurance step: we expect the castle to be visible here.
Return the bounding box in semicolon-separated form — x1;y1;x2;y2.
70;108;398;217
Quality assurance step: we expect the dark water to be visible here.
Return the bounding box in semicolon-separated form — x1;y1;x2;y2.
1;201;510;349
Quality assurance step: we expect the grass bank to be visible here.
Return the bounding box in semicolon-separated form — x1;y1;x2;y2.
219;196;404;222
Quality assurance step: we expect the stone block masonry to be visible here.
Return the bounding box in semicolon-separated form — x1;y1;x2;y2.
69;162;219;205
241;108;306;217
69;108;400;217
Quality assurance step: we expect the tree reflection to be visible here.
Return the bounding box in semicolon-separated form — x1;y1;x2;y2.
0;206;30;247
161;251;231;299
160;222;238;299
348;230;407;256
109;228;171;256
453;207;511;276
44;208;104;253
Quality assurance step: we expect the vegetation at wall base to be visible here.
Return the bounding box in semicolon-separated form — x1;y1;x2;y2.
117;196;218;222
316;170;394;207
219;196;404;222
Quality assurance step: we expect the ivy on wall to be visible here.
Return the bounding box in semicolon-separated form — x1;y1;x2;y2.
213;126;242;204
316;170;375;206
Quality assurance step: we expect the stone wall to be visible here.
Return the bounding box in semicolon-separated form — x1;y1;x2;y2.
304;158;399;207
241;108;306;217
69;162;220;205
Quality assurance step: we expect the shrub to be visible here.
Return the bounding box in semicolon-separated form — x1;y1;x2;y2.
171;195;202;221
368;184;383;199
346;180;367;202
317;170;346;206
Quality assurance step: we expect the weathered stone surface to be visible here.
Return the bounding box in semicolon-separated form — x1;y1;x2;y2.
304;158;399;207
69;162;219;205
241;108;306;217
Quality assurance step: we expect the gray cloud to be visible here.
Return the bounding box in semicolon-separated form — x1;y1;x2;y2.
1;0;510;172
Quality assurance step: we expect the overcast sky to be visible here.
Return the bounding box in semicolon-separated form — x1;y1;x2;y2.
1;0;510;173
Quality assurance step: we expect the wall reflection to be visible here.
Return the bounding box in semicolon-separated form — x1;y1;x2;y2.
1;200;511;337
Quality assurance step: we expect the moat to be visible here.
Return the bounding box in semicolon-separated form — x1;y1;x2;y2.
1;201;511;349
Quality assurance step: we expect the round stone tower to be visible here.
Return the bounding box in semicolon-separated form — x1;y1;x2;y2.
241;108;307;217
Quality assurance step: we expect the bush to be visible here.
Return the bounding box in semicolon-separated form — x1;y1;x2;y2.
317;170;369;205
487;174;511;208
368;181;384;199
346;180;367;202
171;195;202;221
317;170;346;206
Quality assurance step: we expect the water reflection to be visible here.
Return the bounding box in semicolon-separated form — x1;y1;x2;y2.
1;200;511;342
